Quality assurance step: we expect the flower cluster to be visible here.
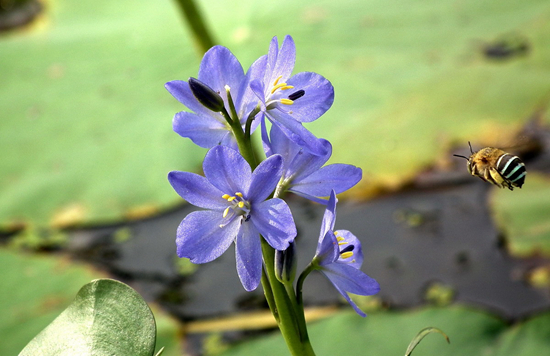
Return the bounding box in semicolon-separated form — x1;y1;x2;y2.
166;35;379;314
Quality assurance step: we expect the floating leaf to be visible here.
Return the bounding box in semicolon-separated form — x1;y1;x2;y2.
2;0;550;227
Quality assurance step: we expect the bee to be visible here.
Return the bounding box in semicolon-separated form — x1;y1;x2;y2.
454;142;526;190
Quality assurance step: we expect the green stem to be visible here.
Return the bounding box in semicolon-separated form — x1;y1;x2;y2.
232;123;257;169
296;263;316;316
173;0;216;54
261;240;316;356
245;105;261;140
283;281;311;346
222;107;256;168
261;269;278;322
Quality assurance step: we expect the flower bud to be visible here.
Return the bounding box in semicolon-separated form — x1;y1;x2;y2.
188;77;225;112
275;242;297;284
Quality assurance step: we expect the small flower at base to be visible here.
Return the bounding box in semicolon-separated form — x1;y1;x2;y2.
312;190;380;317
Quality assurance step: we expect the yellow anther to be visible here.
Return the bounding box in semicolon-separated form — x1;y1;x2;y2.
271;82;287;94
273;75;282;87
281;85;294;90
336;236;345;242
235;192;243;197
223;207;231;218
238;201;244;208
222;194;230;199
338;241;348;245
280;98;293;105
341;251;354;259
227;196;236;202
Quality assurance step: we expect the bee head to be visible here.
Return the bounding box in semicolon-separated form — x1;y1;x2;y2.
453;141;475;161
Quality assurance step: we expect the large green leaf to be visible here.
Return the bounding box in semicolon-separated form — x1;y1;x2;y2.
1;0;549;227
491;173;550;257
19;278;157;356
0;0;203;228
215;0;550;194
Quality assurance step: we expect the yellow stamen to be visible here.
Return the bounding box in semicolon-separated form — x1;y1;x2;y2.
280;98;293;105
271;82;287;94
338;241;348;245
341;251;353;259
222;194;230;199
336;236;345;242
223;207;231;218
281;85;294;90
227;196;236;202
273;75;282;87
235;192;243;197
238;201;244;208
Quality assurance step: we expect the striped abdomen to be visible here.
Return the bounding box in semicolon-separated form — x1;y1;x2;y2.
497;153;526;188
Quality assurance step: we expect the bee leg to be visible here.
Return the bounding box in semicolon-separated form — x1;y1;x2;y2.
471;166;487;182
489;167;512;190
484;167;501;188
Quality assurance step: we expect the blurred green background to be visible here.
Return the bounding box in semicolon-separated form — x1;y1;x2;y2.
2;0;550;354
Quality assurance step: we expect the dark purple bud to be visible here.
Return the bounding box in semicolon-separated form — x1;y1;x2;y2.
275;242;296;283
188;77;225;112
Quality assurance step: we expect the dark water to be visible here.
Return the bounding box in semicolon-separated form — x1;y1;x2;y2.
68;178;550;322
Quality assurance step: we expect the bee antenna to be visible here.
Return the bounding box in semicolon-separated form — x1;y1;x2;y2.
468;141;474;154
453;154;469;160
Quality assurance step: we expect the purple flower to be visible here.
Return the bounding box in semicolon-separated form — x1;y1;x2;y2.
264;123;362;204
165;46;260;149
312;191;380;316
168;146;297;291
250;35;334;156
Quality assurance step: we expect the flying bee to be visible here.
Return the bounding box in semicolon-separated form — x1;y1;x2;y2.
454;142;526;190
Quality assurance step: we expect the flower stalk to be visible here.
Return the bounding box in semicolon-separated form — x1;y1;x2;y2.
173;0;216;54
261;238;315;356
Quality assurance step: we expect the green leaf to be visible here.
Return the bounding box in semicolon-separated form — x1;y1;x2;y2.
405;327;450;356
2;0;550;227
19;279;157;356
0;0;203;228
491;173;550;257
